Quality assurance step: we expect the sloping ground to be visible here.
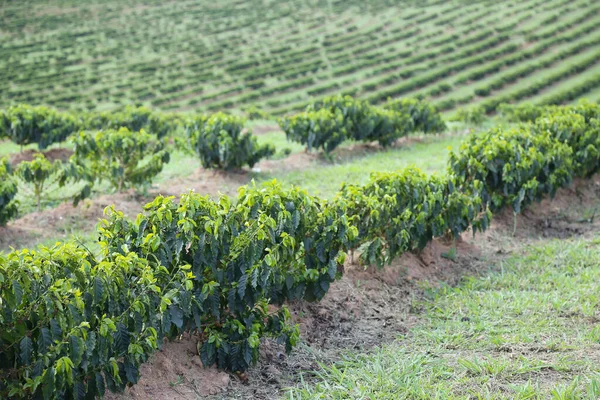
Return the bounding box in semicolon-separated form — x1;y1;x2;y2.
102;174;600;399
2;0;600;114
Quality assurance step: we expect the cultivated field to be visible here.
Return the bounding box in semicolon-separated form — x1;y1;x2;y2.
1;1;600;400
2;0;600;115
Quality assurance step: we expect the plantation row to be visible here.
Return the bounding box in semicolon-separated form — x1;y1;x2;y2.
0;97;445;220
1;102;599;398
278;96;446;153
3;0;600;114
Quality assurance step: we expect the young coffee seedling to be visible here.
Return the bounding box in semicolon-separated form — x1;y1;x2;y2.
15;154;62;211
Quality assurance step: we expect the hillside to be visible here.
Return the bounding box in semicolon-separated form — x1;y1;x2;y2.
2;0;600;115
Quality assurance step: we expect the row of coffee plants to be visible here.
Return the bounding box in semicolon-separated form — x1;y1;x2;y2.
383;98;447;134
339;102;600;267
0;182;355;398
0;104;599;399
451;101;600;230
0;105;80;151
1;104;598;398
532;104;600;178
0;110;281;221
278;95;445;153
0;104;181;151
0;128;172;221
478;50;600;113
82;106;182;140
337;167;491;268
449;127;574;220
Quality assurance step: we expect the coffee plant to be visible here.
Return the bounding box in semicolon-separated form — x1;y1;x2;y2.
278;108;347;153
15;154;62;211
185;112;275;169
0;158;18;225
0;104;80;150
565;100;600;123
384;98;447;134
449;127;574;217
244;105;271;120
279;95;414;153
307;94;414;147
0;243;193;399
97;180;356;372
3;102;600;399
533;111;600;178
453;106;487;125
337;166;490;267
83;106;180;139
71;127;170;193
497;103;546;123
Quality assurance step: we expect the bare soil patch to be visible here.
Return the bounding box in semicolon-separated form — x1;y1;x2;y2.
488;174;600;243
105;336;231;400
0;191;146;250
251;124;282;135
9;148;73;167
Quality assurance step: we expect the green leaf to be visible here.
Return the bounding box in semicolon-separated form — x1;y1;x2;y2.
74;381;86;400
124;361;139;384
69;335;84;365
169;306;184;329
19;336;33;366
50;319;63;341
237;273;248;298
93;277;104;304
42;367;55;400
12;280;23;306
114;323;130;354
38;327;53;354
95;372;106;397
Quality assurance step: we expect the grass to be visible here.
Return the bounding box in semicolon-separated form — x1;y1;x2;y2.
260;133;466;198
288;236;600;399
154;129;469;199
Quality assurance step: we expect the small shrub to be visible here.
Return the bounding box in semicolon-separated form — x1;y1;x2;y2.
186;112;275;169
0;158;18;225
84;106;179;138
533;111;600;177
449;127;574;215
279;95;414;153
497;103;546;123
0;104;80;150
279;108;347;153
15;154;62;211
244;105;271;120
453;106;487;125
384;98;446;133
71;127;170;192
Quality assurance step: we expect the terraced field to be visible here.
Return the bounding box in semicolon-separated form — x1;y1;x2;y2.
2;0;600;115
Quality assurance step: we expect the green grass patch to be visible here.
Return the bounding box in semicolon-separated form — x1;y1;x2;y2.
289;237;600;399
259;134;465;198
